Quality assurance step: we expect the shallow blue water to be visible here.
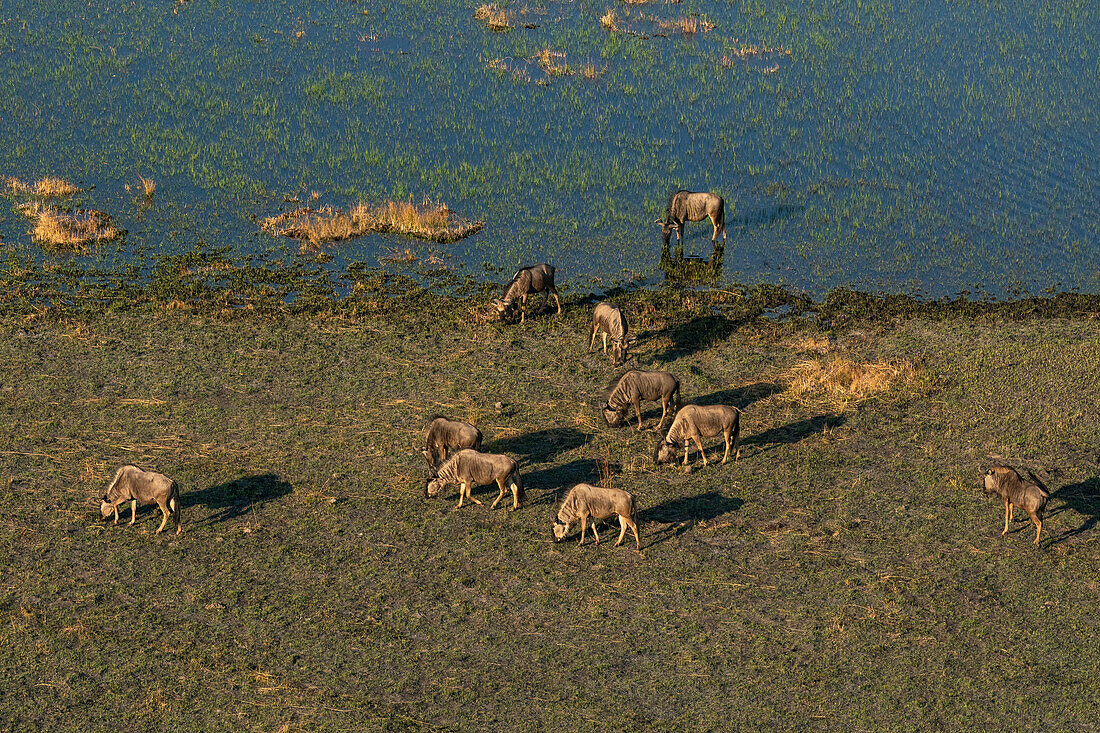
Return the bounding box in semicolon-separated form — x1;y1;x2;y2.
0;0;1096;298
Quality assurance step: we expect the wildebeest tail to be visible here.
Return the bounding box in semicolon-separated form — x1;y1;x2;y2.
1024;467;1051;499
671;384;681;414
512;471;526;507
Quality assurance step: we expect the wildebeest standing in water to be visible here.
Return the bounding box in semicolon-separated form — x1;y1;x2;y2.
421;416;483;472
653;404;741;467
602;370;680;431
656;190;726;250
99;465;182;535
982;465;1050;545
492;263;562;324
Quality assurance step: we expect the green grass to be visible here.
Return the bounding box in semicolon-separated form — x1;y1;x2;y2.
2;292;1100;729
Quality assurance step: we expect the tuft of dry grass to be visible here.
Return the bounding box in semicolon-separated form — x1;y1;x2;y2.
261;199;483;249
18;202;121;248
722;43;792;65
779;356;917;411
6;176;81;198
474;4;512;31
533;47;569;76
600;9;618;31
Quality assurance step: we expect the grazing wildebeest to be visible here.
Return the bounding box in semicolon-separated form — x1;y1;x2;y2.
99;465;182;535
653;404;741;467
425;449;524;510
553;483;640;549
589;301;631;366
655;190;726;249
602;370;680;430
982;465;1050;545
421;416;483;472
492;263;561;324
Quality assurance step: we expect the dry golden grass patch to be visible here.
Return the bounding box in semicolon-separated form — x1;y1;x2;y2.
600;9;619;30
5;176;81;198
261;199;483;249
786;336;833;354
533;47;569;76
474;4;512;31
779;355;917;411
18;202;121;248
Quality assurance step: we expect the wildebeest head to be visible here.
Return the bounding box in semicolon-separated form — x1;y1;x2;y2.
655;218;676;245
491;298;515;322
982;465;1017;497
425;477;445;498
601;402;625;427
552;517;570;542
99;497;114;519
610;336;635;367
653;439;677;465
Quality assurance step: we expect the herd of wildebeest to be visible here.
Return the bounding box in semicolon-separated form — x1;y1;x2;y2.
96;190;1052;548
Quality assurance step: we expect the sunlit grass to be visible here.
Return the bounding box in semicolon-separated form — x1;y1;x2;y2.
261;198;484;249
779;355;918;411
18;202;121;249
5;176;81;198
474;4;512;31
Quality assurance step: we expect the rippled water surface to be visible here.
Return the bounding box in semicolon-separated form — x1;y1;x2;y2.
1;0;1096;297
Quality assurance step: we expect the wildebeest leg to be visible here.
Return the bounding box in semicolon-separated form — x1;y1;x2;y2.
633;398;643;431
1002;499;1012;535
111;503;119;524
551;291;562;314
129;499;138;526
601;332;609;353
510;481;521;510
467;481;483;507
615;515;628;547
519;294;527;323
1028;509;1042;545
683;443;690;466
589;326;599;352
579;516;588;545
694;434;709;466
489;478;506;510
455;482;467;510
722;429;731;464
658;398;668;430
591;521;601;545
156;500;170;534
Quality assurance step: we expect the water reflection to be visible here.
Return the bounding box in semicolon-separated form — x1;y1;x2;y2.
659;241;724;286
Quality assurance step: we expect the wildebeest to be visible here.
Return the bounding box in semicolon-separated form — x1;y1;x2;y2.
99;465;182;535
653;404;741;467
602;370;680;430
552;483;640;549
425;449;524;510
982;465;1050;545
421;416;483;472
655;190;726;249
492;263;561;323
589;301;631;366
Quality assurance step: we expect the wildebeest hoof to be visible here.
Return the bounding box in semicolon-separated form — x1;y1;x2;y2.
683;465;693;474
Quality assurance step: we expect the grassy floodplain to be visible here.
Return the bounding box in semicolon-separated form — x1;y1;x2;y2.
3;282;1100;729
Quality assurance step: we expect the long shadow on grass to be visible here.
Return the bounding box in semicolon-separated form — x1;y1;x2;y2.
651;314;751;363
488;427;588;465
639;492;744;547
187;474;293;526
522;459;616;507
1044;477;1100;546
691;382;782;410
742;414;846;455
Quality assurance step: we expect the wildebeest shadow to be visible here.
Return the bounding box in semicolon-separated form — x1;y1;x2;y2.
691;383;782;410
1043;477;1100;546
522;459;616;506
652;315;743;363
742;414;845;455
489;427;588;464
187;474;294;526
639;492;744;547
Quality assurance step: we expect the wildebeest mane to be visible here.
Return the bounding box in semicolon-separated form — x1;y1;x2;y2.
664;188;688;221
